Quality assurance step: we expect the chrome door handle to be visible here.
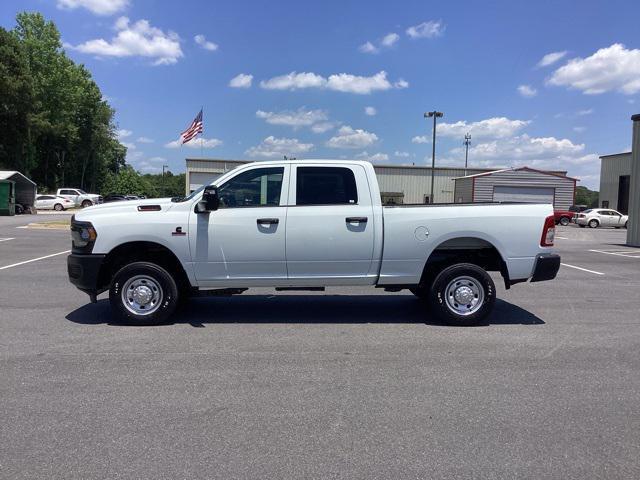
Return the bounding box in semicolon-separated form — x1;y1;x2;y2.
346;217;368;223
257;218;279;225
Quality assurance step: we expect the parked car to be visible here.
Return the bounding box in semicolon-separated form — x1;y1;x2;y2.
56;188;102;208
67;160;560;327
574;209;628;229
568;204;588;213
103;194;128;203
554;210;574;226
35;195;75;211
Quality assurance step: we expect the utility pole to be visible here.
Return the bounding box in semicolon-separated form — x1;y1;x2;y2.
463;133;471;177
424;111;444;203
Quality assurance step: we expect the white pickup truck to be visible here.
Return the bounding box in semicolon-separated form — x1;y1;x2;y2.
57;188;102;208
67;160;560;326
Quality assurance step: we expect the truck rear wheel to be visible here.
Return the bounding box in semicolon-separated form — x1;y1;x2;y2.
428;263;495;326
109;262;178;325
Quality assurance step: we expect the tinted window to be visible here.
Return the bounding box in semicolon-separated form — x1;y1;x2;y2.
60;190;76;195
218;167;284;208
37;195;52;200
296;167;358;205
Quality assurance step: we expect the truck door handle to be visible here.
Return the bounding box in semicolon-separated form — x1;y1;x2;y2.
346;217;368;223
257;218;279;225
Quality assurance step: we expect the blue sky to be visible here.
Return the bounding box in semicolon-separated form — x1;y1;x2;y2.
3;0;640;188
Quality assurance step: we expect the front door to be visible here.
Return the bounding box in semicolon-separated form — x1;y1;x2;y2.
285;164;376;283
189;165;289;286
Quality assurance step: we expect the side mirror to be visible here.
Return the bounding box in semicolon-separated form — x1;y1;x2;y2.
196;185;219;213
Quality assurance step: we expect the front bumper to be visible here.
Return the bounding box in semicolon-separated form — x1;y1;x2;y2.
531;253;561;282
67;253;106;301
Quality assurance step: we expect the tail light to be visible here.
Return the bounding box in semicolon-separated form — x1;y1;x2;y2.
541;215;555;247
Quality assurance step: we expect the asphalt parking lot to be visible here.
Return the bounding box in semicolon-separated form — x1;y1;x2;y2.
1;214;639;479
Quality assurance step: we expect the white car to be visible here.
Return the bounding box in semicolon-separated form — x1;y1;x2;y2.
35;195;75;211
574;208;628;229
67;159;560;327
56;188;102;208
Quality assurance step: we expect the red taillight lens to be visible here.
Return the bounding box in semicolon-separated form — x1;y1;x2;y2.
541;215;555;247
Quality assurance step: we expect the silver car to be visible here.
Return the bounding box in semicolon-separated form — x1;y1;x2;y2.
574;208;629;229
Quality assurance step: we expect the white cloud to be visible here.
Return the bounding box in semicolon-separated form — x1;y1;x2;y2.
517;84;538;97
194;34;218;51
136;136;154;143
116;128;132;138
364;106;377;116
260;70;405;94
310;122;337;134
406;20;445;39
70;16;183;65
537;51;568;68
438;117;530;139
394;151;411;158
256;108;328;128
147;156;166;162
573;126;587;133
356;151;389;162
56;0;128;15
548;44;640;95
229;73;253;88
457;134;586;163
359;41;379;54
576;108;593;116
245;136;313;158
165;137;223;149
326;126;378;149
381;33;400;47
121;141;136;150
412;135;430;144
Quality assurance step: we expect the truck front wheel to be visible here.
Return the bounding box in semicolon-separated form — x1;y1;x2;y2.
109;262;179;325
428;263;496;326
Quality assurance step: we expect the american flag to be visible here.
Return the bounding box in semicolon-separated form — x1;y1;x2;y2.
180;109;203;144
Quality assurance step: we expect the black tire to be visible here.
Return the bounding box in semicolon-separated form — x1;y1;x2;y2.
54;203;63;211
579;224;586;228
559;217;570;226
14;204;24;215
109;262;179;325
428;263;496;326
588;219;599;229
81;200;93;208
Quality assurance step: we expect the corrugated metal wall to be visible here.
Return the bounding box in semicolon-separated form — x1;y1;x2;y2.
453;177;473;203
471;169;575;209
599;153;632;209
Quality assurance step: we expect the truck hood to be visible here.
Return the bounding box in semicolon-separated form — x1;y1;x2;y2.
73;197;176;220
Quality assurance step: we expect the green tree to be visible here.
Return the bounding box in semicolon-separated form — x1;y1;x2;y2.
101;165;156;197
575;186;599;208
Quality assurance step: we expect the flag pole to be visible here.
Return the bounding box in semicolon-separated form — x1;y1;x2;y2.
200;106;204;158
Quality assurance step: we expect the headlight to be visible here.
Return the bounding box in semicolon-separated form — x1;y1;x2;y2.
70;216;97;253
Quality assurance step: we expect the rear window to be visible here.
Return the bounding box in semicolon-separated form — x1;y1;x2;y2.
296;167;358;205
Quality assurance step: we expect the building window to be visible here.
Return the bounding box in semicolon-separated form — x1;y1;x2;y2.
601;200;609;208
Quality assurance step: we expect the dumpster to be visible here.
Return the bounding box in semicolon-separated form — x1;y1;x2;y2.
0;179;16;216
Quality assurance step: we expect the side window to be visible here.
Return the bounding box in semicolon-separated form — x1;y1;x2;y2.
217;167;284;208
60;190;75;195
296;167;358;205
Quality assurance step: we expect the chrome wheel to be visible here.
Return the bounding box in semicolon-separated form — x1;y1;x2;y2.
121;275;163;316
444;276;484;316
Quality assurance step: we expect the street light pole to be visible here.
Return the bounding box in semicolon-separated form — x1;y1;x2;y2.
424;111;443;203
463;133;471;176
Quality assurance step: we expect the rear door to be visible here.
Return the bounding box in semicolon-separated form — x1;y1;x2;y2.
285;164;375;283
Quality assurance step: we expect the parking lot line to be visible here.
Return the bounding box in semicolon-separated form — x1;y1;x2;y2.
555;236;569;240
589;249;640;259
0;250;70;271
0;238;15;242
561;263;605;275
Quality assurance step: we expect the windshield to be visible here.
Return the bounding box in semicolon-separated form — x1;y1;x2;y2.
77;189;87;194
173;184;206;202
583;209;593;213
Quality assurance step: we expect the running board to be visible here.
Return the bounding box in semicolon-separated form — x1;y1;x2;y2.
275;287;326;292
196;288;248;296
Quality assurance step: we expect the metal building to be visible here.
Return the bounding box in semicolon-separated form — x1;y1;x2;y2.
185;158;499;204
453;167;576;210
599;152;632;213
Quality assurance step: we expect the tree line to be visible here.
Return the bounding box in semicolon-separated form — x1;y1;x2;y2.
0;12;134;194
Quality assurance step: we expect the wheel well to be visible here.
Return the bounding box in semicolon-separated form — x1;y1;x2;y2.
418;237;509;290
98;241;191;293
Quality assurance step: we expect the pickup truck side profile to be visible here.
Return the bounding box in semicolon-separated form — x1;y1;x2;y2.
67;160;560;326
57;188;103;208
